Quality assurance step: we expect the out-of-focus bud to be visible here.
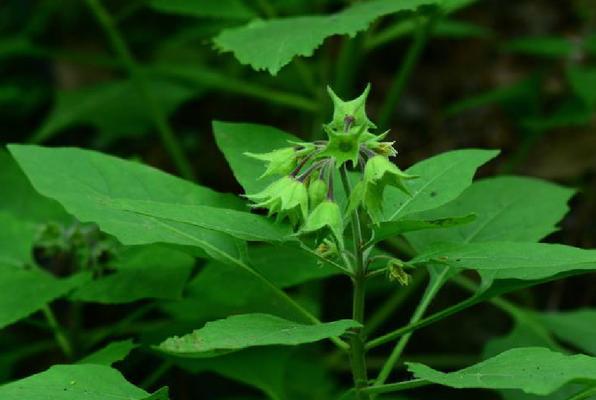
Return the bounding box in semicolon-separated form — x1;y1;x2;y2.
387;259;412;286
308;178;328;211
246;176;309;224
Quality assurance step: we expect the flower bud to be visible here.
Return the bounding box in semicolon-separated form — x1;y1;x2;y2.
245;147;297;178
308;178;328;210
300;200;344;248
364;155;415;194
387;259;412;286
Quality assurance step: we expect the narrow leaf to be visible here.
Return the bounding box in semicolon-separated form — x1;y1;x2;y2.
149;0;255;20
408;347;596;395
78;340;138;366
158;313;359;357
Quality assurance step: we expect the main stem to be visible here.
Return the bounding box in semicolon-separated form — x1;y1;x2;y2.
340;166;370;399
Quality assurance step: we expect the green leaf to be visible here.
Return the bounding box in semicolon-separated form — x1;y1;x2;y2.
0;267;87;330
0;150;67;223
8;145;246;265
0;213;36;268
505;36;579;58
372;214;476;244
536;309;596;356
383;149;499;221
31;78;198;144
412;242;596;281
78;340;138;365
158;313;359;357
406;176;574;251
0;364;167;399
149;0;255;19
71;245;194;304
408;347;596;395
110;198;293;242
213;121;301;194
213;0;438;74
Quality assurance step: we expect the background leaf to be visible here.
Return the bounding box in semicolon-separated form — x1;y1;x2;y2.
214;0;438;74
149;0;255;20
78;340;138;366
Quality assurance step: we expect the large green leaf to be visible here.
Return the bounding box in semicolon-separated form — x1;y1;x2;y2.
408;347;596;395
536;309;596;356
32;78;198;145
149;0;254;19
0;364;167;399
214;0;438;74
406;176;574;250
72;245;194;304
0;267;87;330
412;242;596;281
0;150;67;223
0;213;36;268
383;149;499;221
213;121;301;194
159;313;359;357
110;198;292;242
8;145;246;264
372;214;476;244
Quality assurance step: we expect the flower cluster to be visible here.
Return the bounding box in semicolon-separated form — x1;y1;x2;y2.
245;85;415;249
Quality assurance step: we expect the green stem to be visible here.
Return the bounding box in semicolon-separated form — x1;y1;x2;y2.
42;305;74;359
377;16;436;129
84;0;195;180
141;361;173;389
362;379;430;395
374;268;449;386
340;166;370;400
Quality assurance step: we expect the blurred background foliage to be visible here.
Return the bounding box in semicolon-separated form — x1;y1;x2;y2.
1;0;595;399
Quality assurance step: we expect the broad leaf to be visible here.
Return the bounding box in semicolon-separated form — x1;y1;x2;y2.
8;145;247;265
536;309;596;356
79;340;138;365
214;0;438;74
149;0;254;19
0;266;87;330
0;213;36;268
32;78;198;144
373;214;476;244
0;364;167;399
412;242;596;281
384;149;499;221
408;347;596;395
406;176;574;250
213;121;301;193
158;313;359;357
72;245;194;304
110;198;292;242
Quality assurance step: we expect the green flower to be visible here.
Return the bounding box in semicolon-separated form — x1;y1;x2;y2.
300;200;344;248
246;176;309;225
348;155;416;223
245;143;316;179
387;259;413;286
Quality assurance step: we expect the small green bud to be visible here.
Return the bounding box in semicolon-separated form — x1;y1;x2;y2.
246;176;309;224
300;200;344;248
387;259;411;286
308;178;328;210
315;238;339;261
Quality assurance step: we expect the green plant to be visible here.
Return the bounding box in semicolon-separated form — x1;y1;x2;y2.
2;83;596;399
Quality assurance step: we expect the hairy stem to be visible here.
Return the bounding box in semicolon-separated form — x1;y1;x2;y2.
340;166;370;399
84;0;195;180
374;268;449;386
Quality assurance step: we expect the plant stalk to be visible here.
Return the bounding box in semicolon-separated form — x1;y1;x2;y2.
374;268;449;386
42;305;74;359
340;166;370;399
84;0;195;180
